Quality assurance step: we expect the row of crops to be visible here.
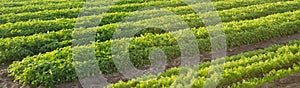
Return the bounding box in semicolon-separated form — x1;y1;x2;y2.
1;0;299;63
1;0;291;37
108;39;300;88
1;0;300;87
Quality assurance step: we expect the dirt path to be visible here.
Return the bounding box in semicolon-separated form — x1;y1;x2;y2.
0;63;29;88
1;32;300;88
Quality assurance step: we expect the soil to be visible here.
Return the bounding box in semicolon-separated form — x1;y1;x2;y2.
0;63;29;88
1;32;300;88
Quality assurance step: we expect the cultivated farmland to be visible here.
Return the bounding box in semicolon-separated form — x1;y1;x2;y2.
1;0;300;88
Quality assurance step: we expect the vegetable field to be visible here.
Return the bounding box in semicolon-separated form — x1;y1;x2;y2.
1;0;300;88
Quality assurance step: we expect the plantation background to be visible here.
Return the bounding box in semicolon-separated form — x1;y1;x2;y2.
1;0;300;88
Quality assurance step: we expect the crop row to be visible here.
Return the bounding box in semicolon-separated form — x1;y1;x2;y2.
99;10;300;71
0;1;297;63
95;0;300;41
157;45;283;77
229;65;300;88
0;18;77;38
108;44;282;87
0;0;284;24
1;0;296;38
0;0;191;15
0;8;81;24
0;2;83;15
0;0;71;7
0;30;73;63
0;0;190;24
107;40;300;88
0;0;175;7
0;0;191;37
70;0;292;24
6;9;300;87
0;2;188;38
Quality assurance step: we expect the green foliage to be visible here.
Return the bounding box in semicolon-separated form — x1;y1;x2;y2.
0;18;76;38
229;65;300;88
0;0;71;8
0;8;81;24
0;2;83;15
0;0;181;15
7;8;300;87
0;0;291;38
108;41;300;88
0;0;284;25
0;0;188;38
0;30;72;63
4;0;300;87
1;0;293;64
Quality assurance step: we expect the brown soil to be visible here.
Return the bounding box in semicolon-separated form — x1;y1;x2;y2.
0;63;29;88
1;32;300;88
